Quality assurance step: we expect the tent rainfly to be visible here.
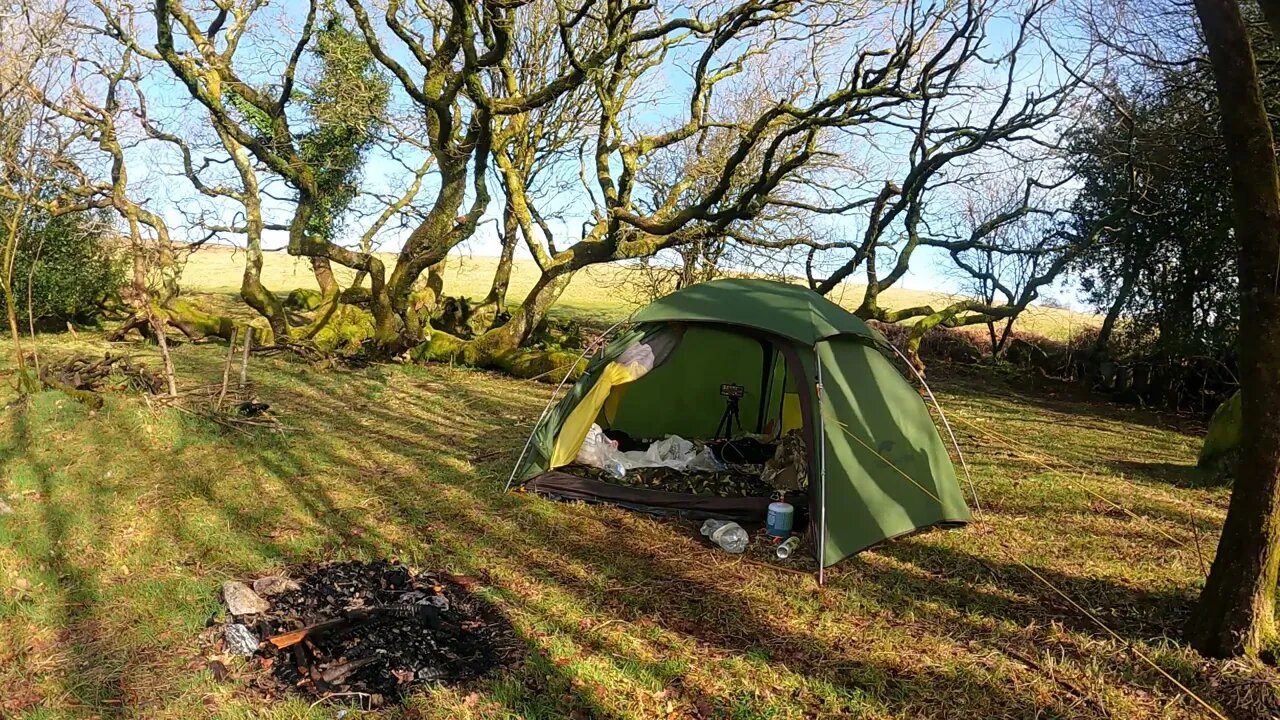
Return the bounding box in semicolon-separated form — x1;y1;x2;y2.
510;278;971;575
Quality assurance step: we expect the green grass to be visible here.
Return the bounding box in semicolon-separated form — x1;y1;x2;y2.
1;334;1274;719
178;246;1098;339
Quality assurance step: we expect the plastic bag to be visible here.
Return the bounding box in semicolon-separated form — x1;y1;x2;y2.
577;425;727;473
642;435;696;465
574;424;617;468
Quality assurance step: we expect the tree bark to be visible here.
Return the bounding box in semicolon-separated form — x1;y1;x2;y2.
2;206;35;394
417;269;572;366
469;271;572;357
1186;0;1280;659
480;201;519;317
1096;267;1138;355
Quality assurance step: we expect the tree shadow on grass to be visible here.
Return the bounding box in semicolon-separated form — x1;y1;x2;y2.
866;539;1198;644
2;399;127;715
0;354;1239;719
1108;459;1229;490
930;363;1206;437
210;368;1118;718
281;373;1220;717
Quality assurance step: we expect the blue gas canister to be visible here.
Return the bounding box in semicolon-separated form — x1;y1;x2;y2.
766;501;794;537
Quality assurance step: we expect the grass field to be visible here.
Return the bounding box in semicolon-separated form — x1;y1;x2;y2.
1;331;1274;719
178;246;1097;340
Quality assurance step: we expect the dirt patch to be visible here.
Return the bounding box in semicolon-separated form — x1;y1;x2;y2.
213;560;521;709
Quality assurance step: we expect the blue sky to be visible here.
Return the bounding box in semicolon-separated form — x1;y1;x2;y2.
119;0;1088;310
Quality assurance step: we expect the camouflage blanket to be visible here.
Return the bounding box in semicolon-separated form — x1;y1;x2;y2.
761;430;808;492
564;463;778;498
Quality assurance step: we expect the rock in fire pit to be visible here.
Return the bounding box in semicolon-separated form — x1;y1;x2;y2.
214;560;519;708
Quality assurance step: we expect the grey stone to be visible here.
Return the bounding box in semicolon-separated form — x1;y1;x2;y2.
252;575;300;596
223;623;259;656
0;499;12;514
221;580;270;615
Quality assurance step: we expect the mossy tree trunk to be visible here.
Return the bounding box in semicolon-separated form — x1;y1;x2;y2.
479;200;519;320
1185;0;1280;660
423;270;573;365
2;206;35;393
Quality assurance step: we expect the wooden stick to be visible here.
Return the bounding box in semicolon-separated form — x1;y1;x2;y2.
267;623;331;650
265;607;417;649
217;327;237;409
238;326;253;394
320;656;378;684
151;316;178;397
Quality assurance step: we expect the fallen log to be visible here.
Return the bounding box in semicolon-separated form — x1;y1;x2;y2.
38;372;104;410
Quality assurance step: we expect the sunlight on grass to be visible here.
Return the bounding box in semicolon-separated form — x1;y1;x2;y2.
0;334;1273;719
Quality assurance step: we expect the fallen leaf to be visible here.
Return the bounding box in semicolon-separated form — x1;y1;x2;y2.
14;578;31;592
447;573;480;590
208;659;230;682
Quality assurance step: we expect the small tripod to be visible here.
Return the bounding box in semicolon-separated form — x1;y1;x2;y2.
715;394;743;439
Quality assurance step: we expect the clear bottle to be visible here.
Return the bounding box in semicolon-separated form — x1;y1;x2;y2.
604;459;626;480
700;519;749;553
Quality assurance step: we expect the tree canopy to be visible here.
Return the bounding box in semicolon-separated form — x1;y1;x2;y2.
2;0;1117;368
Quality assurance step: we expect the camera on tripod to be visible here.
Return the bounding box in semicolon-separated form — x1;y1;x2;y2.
719;383;745;399
716;383;746;438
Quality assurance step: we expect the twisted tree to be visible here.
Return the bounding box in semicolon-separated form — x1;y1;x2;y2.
61;0;1104;370
418;0;1103;370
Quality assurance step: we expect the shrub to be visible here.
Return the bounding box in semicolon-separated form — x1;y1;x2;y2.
2;208;124;328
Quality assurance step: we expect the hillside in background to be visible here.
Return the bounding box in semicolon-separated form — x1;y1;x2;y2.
180;246;1098;339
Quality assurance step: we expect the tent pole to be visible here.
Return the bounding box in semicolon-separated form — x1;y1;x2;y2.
885;343;982;517
504;319;631;493
816;355;827;587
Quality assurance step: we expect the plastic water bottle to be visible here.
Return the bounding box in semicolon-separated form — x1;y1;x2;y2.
700;519;749;554
604;459;626;480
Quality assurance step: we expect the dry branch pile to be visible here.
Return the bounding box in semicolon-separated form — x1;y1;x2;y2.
40;353;166;394
32;353;167;408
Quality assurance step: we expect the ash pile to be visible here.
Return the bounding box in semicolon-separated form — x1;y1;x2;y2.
212;560;518;708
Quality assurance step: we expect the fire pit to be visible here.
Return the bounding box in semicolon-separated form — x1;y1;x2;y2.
212;560;520;708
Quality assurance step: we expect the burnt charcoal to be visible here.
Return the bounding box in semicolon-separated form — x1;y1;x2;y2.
237;401;271;417
228;559;519;706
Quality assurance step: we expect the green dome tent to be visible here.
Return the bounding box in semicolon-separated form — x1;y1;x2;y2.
510;278;971;576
